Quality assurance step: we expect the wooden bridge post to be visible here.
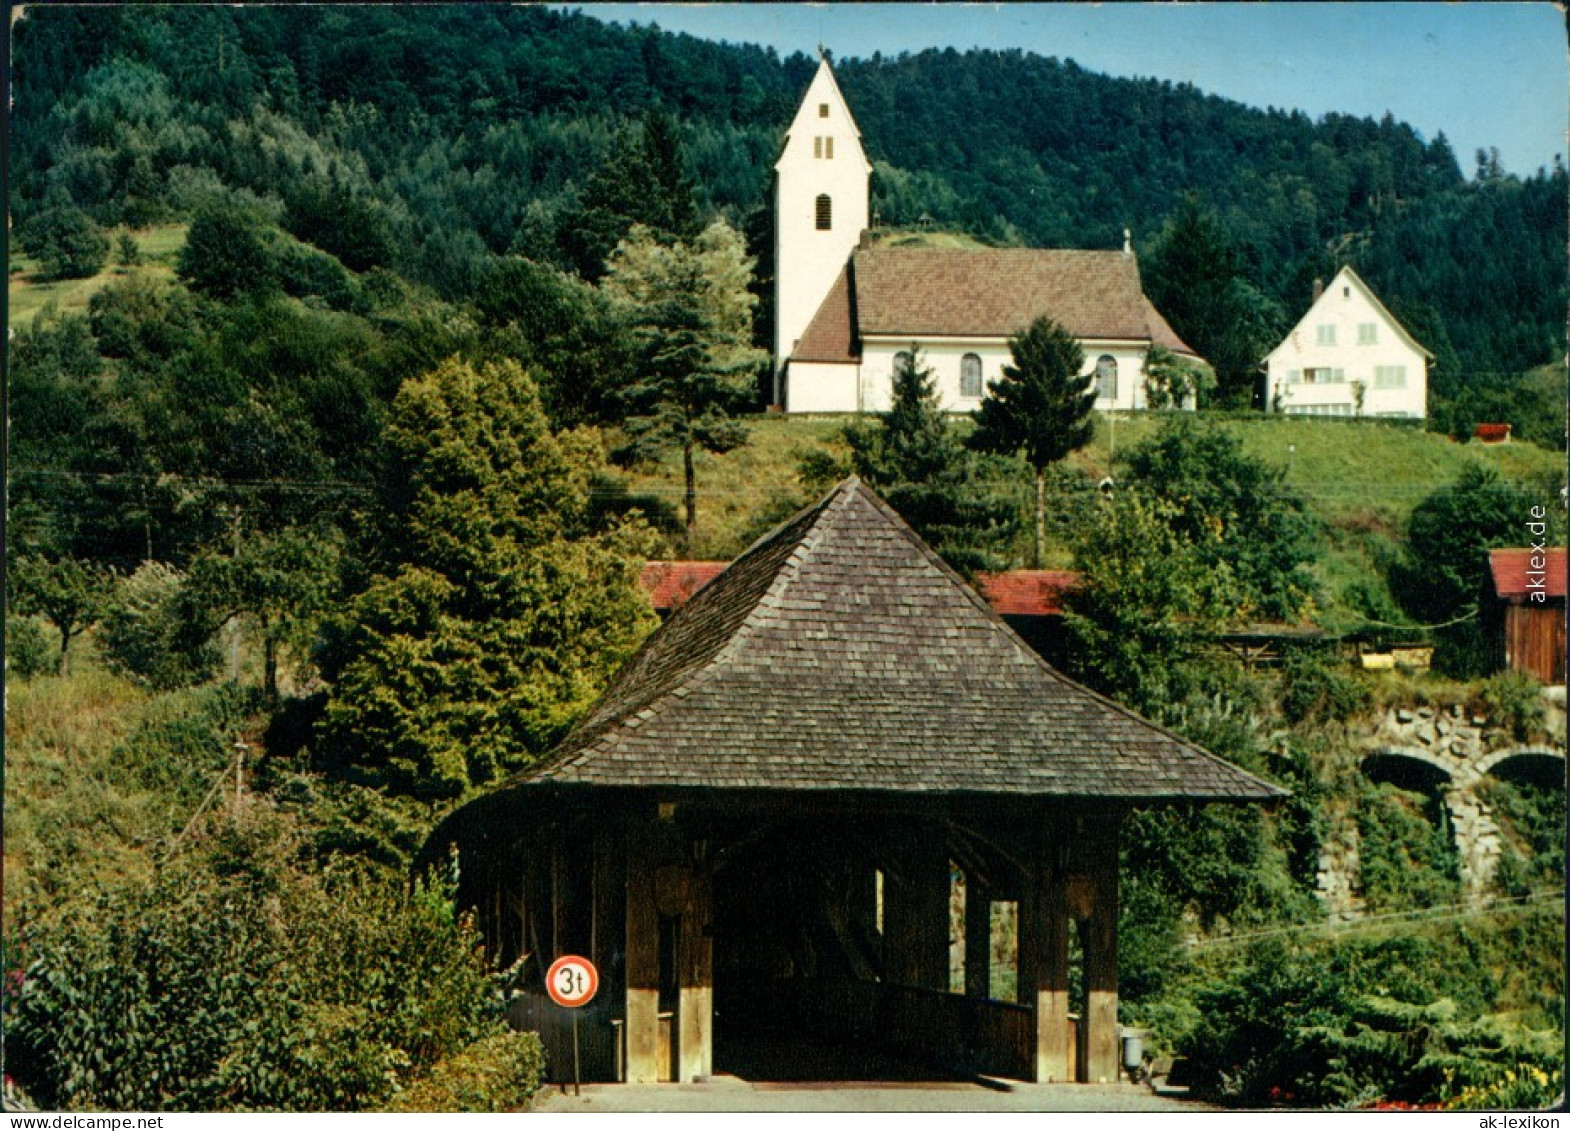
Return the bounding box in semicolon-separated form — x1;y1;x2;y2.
1020;820;1071;1082
624;820;661;1083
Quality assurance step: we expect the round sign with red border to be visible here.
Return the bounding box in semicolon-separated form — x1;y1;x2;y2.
546;955;599;1008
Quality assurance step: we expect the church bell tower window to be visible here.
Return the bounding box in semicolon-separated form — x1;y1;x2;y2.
816;195;833;231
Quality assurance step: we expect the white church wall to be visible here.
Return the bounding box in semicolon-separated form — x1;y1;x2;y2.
859;338;1154;413
774;63;871;391
785;361;862;413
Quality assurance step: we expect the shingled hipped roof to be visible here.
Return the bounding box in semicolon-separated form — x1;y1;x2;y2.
483;479;1280;802
793;246;1198;363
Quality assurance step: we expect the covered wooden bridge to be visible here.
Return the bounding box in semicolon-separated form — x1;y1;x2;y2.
423;478;1282;1085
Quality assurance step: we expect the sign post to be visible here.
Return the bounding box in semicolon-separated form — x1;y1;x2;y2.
546;955;599;1096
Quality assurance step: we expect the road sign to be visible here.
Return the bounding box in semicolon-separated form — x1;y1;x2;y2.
546;954;599;1009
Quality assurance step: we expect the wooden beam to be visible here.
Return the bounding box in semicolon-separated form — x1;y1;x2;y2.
1019;826;1070;1083
1082;816;1121;1084
883;832;948;991
624;820;661;1083
677;864;714;1082
964;874;991;999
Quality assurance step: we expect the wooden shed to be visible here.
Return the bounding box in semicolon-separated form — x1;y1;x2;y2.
1488;547;1567;684
424;478;1282;1086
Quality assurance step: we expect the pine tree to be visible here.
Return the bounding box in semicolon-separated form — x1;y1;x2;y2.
317;358;657;800
969;316;1095;568
849;347;1018;576
602;219;765;551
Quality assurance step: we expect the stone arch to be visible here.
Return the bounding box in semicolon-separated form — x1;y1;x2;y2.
1475;745;1566;789
1360;747;1457;793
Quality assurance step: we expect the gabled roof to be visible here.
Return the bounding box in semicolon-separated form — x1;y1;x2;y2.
487;479;1281;801
792;246;1198;363
1266;265;1434;363
775;57;872;174
1489;547;1567;600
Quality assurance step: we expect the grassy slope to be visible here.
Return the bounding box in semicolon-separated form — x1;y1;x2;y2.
8;223;187;327
617;412;1565;567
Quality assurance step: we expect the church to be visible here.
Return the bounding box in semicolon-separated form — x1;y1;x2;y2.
772;59;1201;414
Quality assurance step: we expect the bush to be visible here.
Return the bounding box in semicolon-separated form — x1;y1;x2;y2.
6;615;55;681
274;240;367;313
18;206;110;279
177;207;275;300
1477;671;1545;742
6;806;509;1112
1279;649;1372;725
382;1031;546;1112
1355;780;1461;913
98;561;220;690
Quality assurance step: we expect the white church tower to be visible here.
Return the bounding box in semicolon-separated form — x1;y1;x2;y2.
773;58;871;404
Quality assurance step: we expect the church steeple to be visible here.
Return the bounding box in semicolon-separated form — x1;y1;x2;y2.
773;58;871;403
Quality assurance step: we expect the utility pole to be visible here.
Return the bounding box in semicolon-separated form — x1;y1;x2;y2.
233;740;248;814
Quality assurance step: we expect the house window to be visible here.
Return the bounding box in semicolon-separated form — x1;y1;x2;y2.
819;102;830;118
1303;367;1345;384
815;194;832;230
1358;323;1377;345
1374;365;1406;389
1287;369;1302;384
893;350;912;378
960;353;983;398
813;135;834;159
1316;324;1336;346
1095;355;1118;401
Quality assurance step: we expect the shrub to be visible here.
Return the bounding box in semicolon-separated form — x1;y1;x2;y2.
1278;649;1372;725
1355;780;1461;913
382;1031;546;1112
6;806;508;1111
1477;671;1545;742
6;615;55;681
17;206;110;279
98;561;220;690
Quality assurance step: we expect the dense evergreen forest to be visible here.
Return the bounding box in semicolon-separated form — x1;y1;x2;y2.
6;6;1565;1112
11;5;1566;377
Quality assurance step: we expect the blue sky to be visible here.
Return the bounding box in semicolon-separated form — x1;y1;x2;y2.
569;3;1568;176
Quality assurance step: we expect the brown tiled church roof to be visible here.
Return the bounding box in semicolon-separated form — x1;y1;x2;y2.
483;478;1281;801
792;263;858;363
792;246;1198;363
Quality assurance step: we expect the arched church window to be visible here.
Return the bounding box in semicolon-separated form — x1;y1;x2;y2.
1096;355;1118;401
893;350;912;377
816;195;832;230
961;353;983;398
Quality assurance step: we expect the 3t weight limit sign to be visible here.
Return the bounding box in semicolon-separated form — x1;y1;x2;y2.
546;955;599;1008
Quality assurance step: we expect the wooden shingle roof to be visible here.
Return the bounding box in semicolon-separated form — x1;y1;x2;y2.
492;479;1281;801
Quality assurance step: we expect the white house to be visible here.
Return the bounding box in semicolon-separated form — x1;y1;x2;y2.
1263;266;1431;419
773;58;1201;414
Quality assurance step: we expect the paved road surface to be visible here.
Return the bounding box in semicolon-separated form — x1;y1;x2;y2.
534;1078;1208;1112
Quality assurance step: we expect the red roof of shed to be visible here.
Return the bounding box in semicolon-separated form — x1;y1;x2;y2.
976;570;1080;617
1489;547;1567;600
643;561;1079;617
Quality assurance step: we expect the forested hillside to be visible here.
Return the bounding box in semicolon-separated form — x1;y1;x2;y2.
11;5;1566;388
